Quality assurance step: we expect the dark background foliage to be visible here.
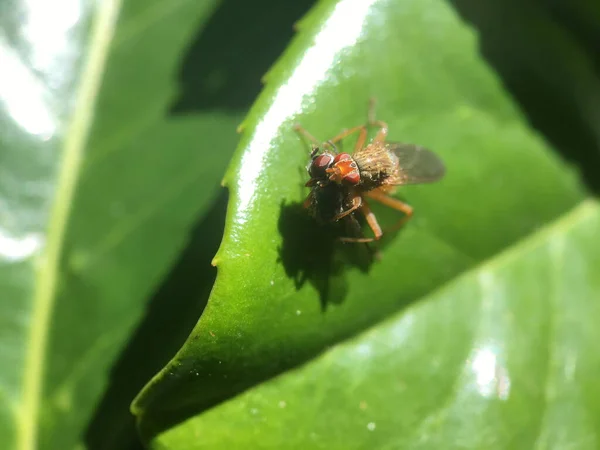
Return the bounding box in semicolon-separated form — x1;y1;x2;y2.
0;0;598;448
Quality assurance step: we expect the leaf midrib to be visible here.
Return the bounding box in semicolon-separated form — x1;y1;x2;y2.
17;1;123;449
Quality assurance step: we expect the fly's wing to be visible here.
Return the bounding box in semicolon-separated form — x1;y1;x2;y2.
385;142;445;185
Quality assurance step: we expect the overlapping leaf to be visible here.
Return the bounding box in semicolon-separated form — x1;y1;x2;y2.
0;0;241;448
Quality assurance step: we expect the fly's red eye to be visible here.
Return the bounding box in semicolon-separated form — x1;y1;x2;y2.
333;153;352;164
343;171;360;185
309;154;334;178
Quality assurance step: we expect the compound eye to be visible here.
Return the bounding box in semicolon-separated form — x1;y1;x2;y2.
333;153;352;164
343;171;361;185
309;154;334;178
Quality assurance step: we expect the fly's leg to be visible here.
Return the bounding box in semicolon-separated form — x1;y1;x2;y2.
352;127;368;153
339;198;382;243
366;189;413;215
294;124;320;147
302;191;314;209
295;98;389;156
294;124;356;158
293;124;326;156
325;125;368;155
331;195;361;222
330;98;390;149
344;214;380;259
323;139;338;154
366;189;414;232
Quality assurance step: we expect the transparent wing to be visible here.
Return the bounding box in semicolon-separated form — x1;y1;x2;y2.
386;142;445;185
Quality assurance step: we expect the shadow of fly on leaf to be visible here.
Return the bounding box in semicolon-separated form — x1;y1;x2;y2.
278;199;375;311
278;99;446;310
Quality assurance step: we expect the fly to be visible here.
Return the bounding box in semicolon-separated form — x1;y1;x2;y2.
295;99;445;243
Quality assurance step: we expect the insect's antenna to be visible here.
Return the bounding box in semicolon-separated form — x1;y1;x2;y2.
323;140;338;154
310;146;320;158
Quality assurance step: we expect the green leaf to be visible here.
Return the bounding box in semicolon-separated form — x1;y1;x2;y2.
157;200;600;449
132;0;595;445
0;0;241;448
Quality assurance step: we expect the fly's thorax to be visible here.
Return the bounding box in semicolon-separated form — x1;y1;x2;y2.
353;143;399;189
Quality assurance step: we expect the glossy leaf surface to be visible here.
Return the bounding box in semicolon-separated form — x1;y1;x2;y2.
159;201;600;449
133;0;594;446
0;0;242;448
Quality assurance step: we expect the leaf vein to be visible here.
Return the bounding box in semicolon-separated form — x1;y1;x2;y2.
18;2;123;448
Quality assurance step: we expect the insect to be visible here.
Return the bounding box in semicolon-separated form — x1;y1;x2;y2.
295;99;445;243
